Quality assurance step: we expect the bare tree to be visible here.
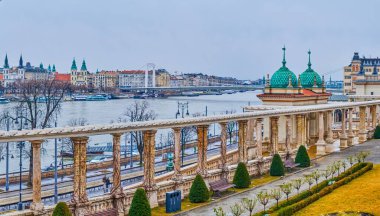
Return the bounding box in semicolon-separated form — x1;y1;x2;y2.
62;118;89;153
118;101;157;165
12;79;72;186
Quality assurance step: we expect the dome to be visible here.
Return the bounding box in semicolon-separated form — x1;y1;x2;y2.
270;47;298;88
300;50;322;88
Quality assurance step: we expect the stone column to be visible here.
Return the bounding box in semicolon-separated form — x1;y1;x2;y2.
326;111;334;144
256;118;263;158
348;108;355;146
316;112;326;156
247;119;256;160
196;125;209;176
359;106;367;143
340;109;348;148
30;140;44;212
111;133;122;195
143;130;158;207
71;137;89;216
238;120;248;163
372;105;377;129
111;134;125;216
219;122;228;171
296;114;303;147
285;115;292;153
172;127;182;180
270;116;279;155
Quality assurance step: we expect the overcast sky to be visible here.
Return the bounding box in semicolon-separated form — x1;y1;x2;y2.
1;0;380;80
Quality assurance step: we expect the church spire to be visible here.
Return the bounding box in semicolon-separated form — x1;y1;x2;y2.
39;62;44;70
48;64;51;72
307;49;312;69
4;54;9;69
71;58;77;71
282;46;287;67
19;54;23;68
81;59;87;71
52;64;56;72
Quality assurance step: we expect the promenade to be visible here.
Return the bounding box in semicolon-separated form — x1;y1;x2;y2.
180;139;380;215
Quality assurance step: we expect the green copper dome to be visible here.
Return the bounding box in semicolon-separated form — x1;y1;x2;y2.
300;50;322;88
270;47;297;88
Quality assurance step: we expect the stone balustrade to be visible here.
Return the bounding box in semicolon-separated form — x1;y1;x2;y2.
1;100;380;216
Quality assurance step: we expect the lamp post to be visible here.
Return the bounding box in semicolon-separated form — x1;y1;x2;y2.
14;107;28;211
54;116;58;203
175;101;189;166
5;118;10;192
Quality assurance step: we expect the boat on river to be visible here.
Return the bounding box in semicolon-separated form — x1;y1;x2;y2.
0;97;10;104
86;94;108;101
73;95;87;101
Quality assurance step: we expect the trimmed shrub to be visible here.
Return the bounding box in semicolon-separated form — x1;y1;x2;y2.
295;145;311;167
53;202;72;216
233;162;251;188
374;125;380;139
129;188;151;216
189;174;210;203
270;154;285;176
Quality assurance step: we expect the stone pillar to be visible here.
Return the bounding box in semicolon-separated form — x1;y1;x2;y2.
340;109;348;148
238;120;248;163
372;105;377;129
196;125;209;176
172;127;182;180
285;115;292;153
30;140;44;212
219;122;228;178
348;108;355;146
71;137;89;216
256;118;263;159
143;130;158;207
111;134;124;216
359;106;367;143
247;119;256;160
270;116;279;155
326;111;334;144
296;114;303;147
316;112;326;156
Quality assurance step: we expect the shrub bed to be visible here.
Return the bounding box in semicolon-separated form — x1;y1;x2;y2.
253;162;373;216
277;163;373;216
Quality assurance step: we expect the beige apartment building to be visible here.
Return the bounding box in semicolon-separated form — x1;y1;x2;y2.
344;52;380;95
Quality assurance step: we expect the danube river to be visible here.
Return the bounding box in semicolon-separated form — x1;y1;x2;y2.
0;91;262;173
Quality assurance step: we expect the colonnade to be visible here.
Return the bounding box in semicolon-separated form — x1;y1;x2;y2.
6;103;380;216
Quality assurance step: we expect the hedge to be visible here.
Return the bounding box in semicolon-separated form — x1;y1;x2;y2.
253;162;373;216
295;145;311;167
270;154;285;176
129;188;151;216
277;163;373;216
374;125;380;139
52;202;72;216
189;174;210;203
233;162;251;188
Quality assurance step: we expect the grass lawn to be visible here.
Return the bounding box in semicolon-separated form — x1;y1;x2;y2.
295;164;380;216
152;174;279;216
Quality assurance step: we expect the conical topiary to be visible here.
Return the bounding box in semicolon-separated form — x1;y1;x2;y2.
295;145;311;167
374;126;380;139
233;162;251;188
270;153;285;176
129;188;151;216
189;174;210;203
52;202;72;216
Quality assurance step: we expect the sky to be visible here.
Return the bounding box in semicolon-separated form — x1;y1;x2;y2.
1;0;380;80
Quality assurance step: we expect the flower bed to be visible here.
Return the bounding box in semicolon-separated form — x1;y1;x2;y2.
253;162;373;216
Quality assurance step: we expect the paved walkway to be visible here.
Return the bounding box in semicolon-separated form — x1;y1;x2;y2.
180;139;380;216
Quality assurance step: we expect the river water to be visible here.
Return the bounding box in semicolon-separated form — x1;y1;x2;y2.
0;91;262;174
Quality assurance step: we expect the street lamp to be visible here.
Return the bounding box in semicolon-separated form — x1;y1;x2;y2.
54;114;58;204
175;101;190;166
14;107;28;211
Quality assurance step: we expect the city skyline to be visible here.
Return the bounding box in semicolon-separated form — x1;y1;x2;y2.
1;0;380;80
